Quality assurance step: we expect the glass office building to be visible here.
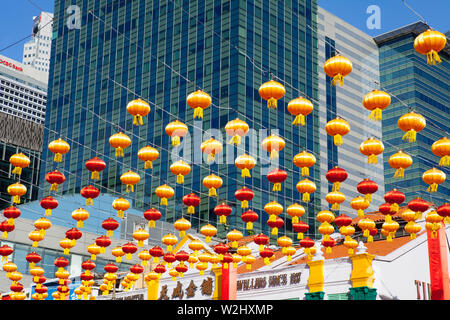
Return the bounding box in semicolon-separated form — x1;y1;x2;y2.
40;0;320;241
374;22;449;206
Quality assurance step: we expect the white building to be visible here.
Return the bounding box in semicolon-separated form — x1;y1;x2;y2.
317;7;385;215
22;12;53;73
0;54;48;124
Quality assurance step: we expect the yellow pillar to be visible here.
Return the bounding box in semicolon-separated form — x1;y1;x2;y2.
147;279;159;300
307;259;325;293
349;252;375;288
212;266;222;300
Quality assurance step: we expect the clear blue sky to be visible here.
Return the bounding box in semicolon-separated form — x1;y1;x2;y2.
0;0;449;62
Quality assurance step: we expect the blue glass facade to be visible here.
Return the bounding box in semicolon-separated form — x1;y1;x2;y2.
40;0;320;242
376;24;449;206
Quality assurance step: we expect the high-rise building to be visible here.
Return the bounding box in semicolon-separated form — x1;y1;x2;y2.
0;54;48;124
317;7;384;216
41;0;320;240
374;22;449;206
23;12;54;73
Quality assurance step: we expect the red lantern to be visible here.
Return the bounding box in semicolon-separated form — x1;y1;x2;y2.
80;272;94;282
266;168;288;191
104;263;119;274
437;203;450;224
122;242;138;260
65;228;82;246
95;236;111;253
81;260;96;276
379;202;396;223
163;252;176;268
213;243;229;261
326;167;348;192
254;233;270;251
154;264;166;276
130;264;144;275
175;250;190;266
40;196;58;217
260;247;274;265
101;218;119;237
214;203;232;224
175;263;189;277
143;208;161;228
221;253;234;269
54;257;69;271
3;206;21;226
384;189;405;214
0;244;13;261
408;198;430;220
0;220;14;238
182;193;201;214
45;170;66;191
149;246;165;264
356;179;378;203
334;214;352;228
267;216;284;236
300;237;315;258
292;221;309;240
241;210;259;230
85;157;106;180
26;252;41;268
80;185;100;206
322;238;336;254
235;187;254;209
10;283;24;293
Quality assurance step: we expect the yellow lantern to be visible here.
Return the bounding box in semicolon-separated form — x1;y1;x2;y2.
29;229;44;247
165;120;189;146
243;254;256;270
112;246;125;263
155;184;175;205
59;237;75;255
48;138;70;162
112;197;130;219
7;183;27;204
170;160;191;184
225;118;249;145
323;54;352;86
126;98;151;126
195;262;209;275
350;196;370;217
34;217;52;237
277;236;293;254
362;89;391;121
9;153;30;175
358;218;376;242
72;208;90;228
200;224;217;243
109;132;131;158
132;228;149;247
87;243;102;260
287;97;314;126
120;170;140;192
138;145;159;169
202;174;223;196
425;210;443;238
201;138;223;163
317;210;335;224
162;233;178;252
414;29;447;65
431;137;450;167
174;217;191;237
293;150;316;176
138;250;151;266
404;221;421;240
359;137;384;164
227;229;243;249
382;220;399;242
188;239;204;256
285;246;297;261
187;90;211;119
422;168;446;192
325;117;350;146
343;237;358;255
286;203;305;224
318;221;334;241
388;150;413;178
258;79;286;109
235;154;256;178
264;201;283;222
325;191;346;211
262;134;285;159
398;111;426;143
296;178;316;202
